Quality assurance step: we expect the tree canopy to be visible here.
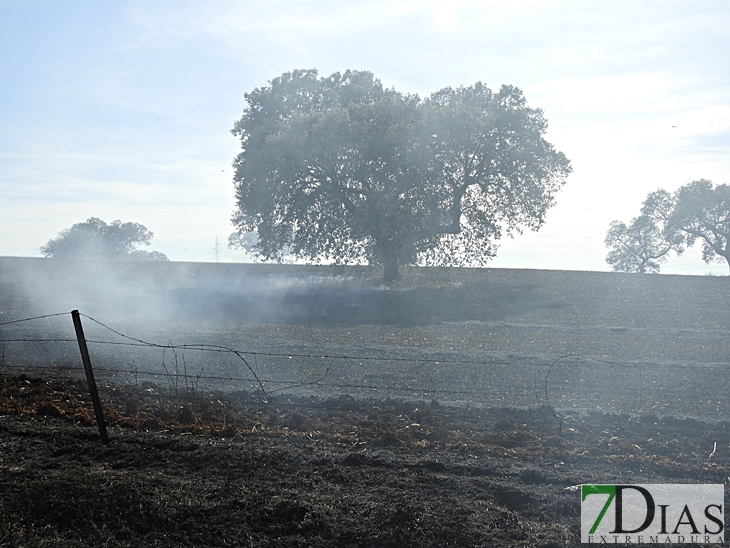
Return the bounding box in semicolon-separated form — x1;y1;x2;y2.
604;216;672;273
40;218;168;261
604;180;730;273
229;69;572;280
663;180;730;269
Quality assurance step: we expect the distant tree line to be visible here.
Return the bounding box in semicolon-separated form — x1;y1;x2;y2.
41;218;168;261
605;180;730;273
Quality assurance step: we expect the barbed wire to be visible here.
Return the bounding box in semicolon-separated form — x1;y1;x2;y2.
0;364;82;373
84;314;272;402
0;362;535;402
1;311;729;419
0;338;77;343
78;314;520;366
84;339;516;366
0;312;71;327
3;333;727;372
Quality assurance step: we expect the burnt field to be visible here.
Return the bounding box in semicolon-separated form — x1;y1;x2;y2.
0;257;729;546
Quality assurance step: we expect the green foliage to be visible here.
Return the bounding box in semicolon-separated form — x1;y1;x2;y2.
40;218;168;261
604;216;671;273
129;250;169;261
605;180;730;273
230;69;571;280
664;180;730;267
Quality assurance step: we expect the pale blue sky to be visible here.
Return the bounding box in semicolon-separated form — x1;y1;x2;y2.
1;0;729;273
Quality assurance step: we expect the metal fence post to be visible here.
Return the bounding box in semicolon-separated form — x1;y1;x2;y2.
71;310;109;444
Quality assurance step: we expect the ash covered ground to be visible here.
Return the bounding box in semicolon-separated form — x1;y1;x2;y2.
0;258;729;546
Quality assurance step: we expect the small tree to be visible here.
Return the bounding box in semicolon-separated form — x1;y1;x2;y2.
605;180;730;274
129;250;170;261
604;216;671;273
664;180;730;271
230;69;571;281
41;218;168;260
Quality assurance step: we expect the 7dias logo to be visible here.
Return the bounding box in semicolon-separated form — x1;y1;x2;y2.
581;484;724;544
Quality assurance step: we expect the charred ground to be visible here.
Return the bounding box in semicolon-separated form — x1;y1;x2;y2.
1;375;729;547
0;259;729;546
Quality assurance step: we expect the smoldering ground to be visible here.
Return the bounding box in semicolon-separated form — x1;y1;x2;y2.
2;258;730;546
2;257;730;417
0;257;565;327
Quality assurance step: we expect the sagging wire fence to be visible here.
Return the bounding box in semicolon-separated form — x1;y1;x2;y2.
0;311;536;405
1;310;730;435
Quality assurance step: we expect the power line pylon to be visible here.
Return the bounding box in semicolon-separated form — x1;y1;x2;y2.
213;236;221;263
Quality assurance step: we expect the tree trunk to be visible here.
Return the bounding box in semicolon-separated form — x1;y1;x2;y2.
383;254;401;282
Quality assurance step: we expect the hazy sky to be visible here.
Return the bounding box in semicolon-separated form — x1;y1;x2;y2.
1;0;728;273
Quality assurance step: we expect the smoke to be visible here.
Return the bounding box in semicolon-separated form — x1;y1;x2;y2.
1;257;191;323
0;258;376;386
3;257;730;419
0;257;567;328
0;257;350;327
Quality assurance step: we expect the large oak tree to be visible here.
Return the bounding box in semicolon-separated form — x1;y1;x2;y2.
230;69;571;280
